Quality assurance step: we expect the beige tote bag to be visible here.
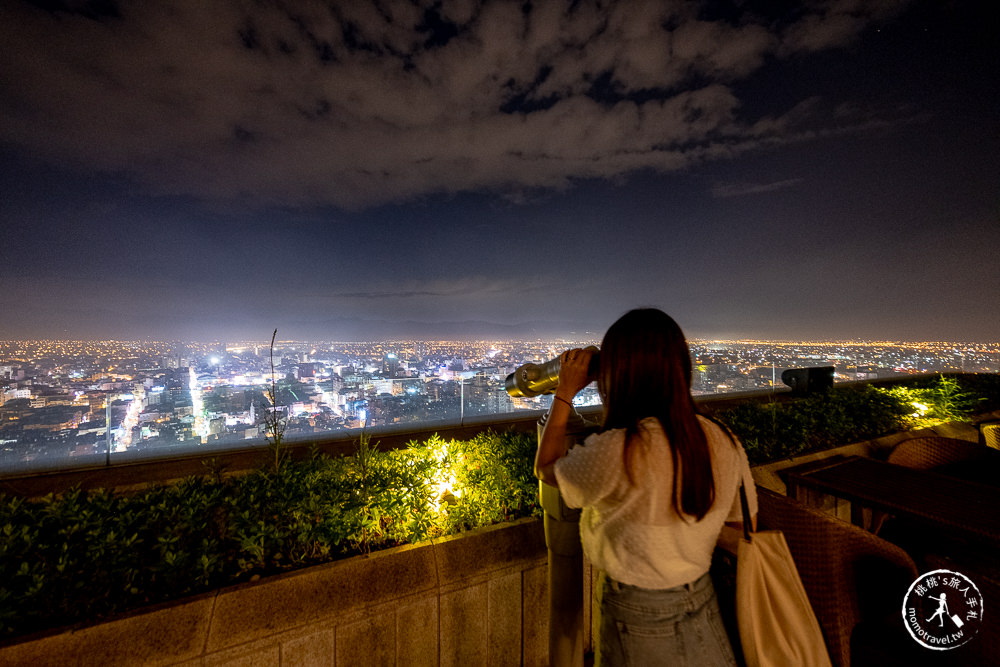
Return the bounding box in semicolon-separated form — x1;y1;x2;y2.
736;485;832;667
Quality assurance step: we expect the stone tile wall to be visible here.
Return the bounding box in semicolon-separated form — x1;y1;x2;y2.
0;517;565;666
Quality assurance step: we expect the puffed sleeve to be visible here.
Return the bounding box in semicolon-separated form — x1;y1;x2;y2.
726;442;758;523
553;428;624;509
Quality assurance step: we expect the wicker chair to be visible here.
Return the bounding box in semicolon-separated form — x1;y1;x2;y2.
871;436;1000;542
886;436;993;470
924;553;999;665
757;488;922;667
875;437;1000;538
982;422;1000;450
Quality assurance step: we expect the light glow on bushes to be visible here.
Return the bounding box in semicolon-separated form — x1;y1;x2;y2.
427;439;463;512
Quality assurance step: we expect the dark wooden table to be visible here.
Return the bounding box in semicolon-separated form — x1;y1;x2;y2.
786;456;1000;549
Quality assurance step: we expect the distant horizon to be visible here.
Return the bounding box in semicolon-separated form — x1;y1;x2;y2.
2;332;998;347
2;311;998;347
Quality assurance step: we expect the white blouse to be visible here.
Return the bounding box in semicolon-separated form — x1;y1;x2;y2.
554;415;757;589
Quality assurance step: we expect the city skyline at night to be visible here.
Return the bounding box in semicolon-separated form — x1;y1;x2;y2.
1;0;998;343
4;334;997;470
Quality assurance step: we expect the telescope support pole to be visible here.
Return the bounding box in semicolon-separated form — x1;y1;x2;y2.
538;410;597;667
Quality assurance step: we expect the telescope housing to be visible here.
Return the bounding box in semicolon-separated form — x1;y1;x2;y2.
504;346;600;398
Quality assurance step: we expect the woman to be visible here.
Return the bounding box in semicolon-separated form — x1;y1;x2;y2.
535;308;756;666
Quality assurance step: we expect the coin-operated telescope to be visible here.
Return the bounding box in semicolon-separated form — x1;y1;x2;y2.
781;366;834;396
504;346;600;398
506;347;600;667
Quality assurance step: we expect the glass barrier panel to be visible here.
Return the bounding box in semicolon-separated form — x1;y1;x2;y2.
2;338;996;474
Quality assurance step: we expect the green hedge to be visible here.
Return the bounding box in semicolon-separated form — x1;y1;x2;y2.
0;430;540;639
717;375;997;463
1;374;996;640
717;384;911;461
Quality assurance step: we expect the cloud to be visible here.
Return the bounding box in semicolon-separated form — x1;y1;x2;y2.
331;276;546;300
711;178;804;199
0;0;910;210
780;0;909;54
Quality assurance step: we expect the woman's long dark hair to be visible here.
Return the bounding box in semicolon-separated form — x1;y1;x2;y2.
598;308;714;521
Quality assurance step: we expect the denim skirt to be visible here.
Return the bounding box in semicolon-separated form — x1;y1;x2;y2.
596;570;738;667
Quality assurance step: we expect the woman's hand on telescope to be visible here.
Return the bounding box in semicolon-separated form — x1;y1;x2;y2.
557;347;594;400
535;347;595;486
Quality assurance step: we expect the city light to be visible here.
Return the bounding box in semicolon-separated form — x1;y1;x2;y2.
1;337;998;469
188;366;209;442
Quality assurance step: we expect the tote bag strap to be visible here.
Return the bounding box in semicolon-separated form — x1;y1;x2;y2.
708;414;754;541
739;483;752;542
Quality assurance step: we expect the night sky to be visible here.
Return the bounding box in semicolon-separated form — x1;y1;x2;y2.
1;0;997;342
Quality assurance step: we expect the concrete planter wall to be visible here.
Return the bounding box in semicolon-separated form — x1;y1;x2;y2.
0;517;556;667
